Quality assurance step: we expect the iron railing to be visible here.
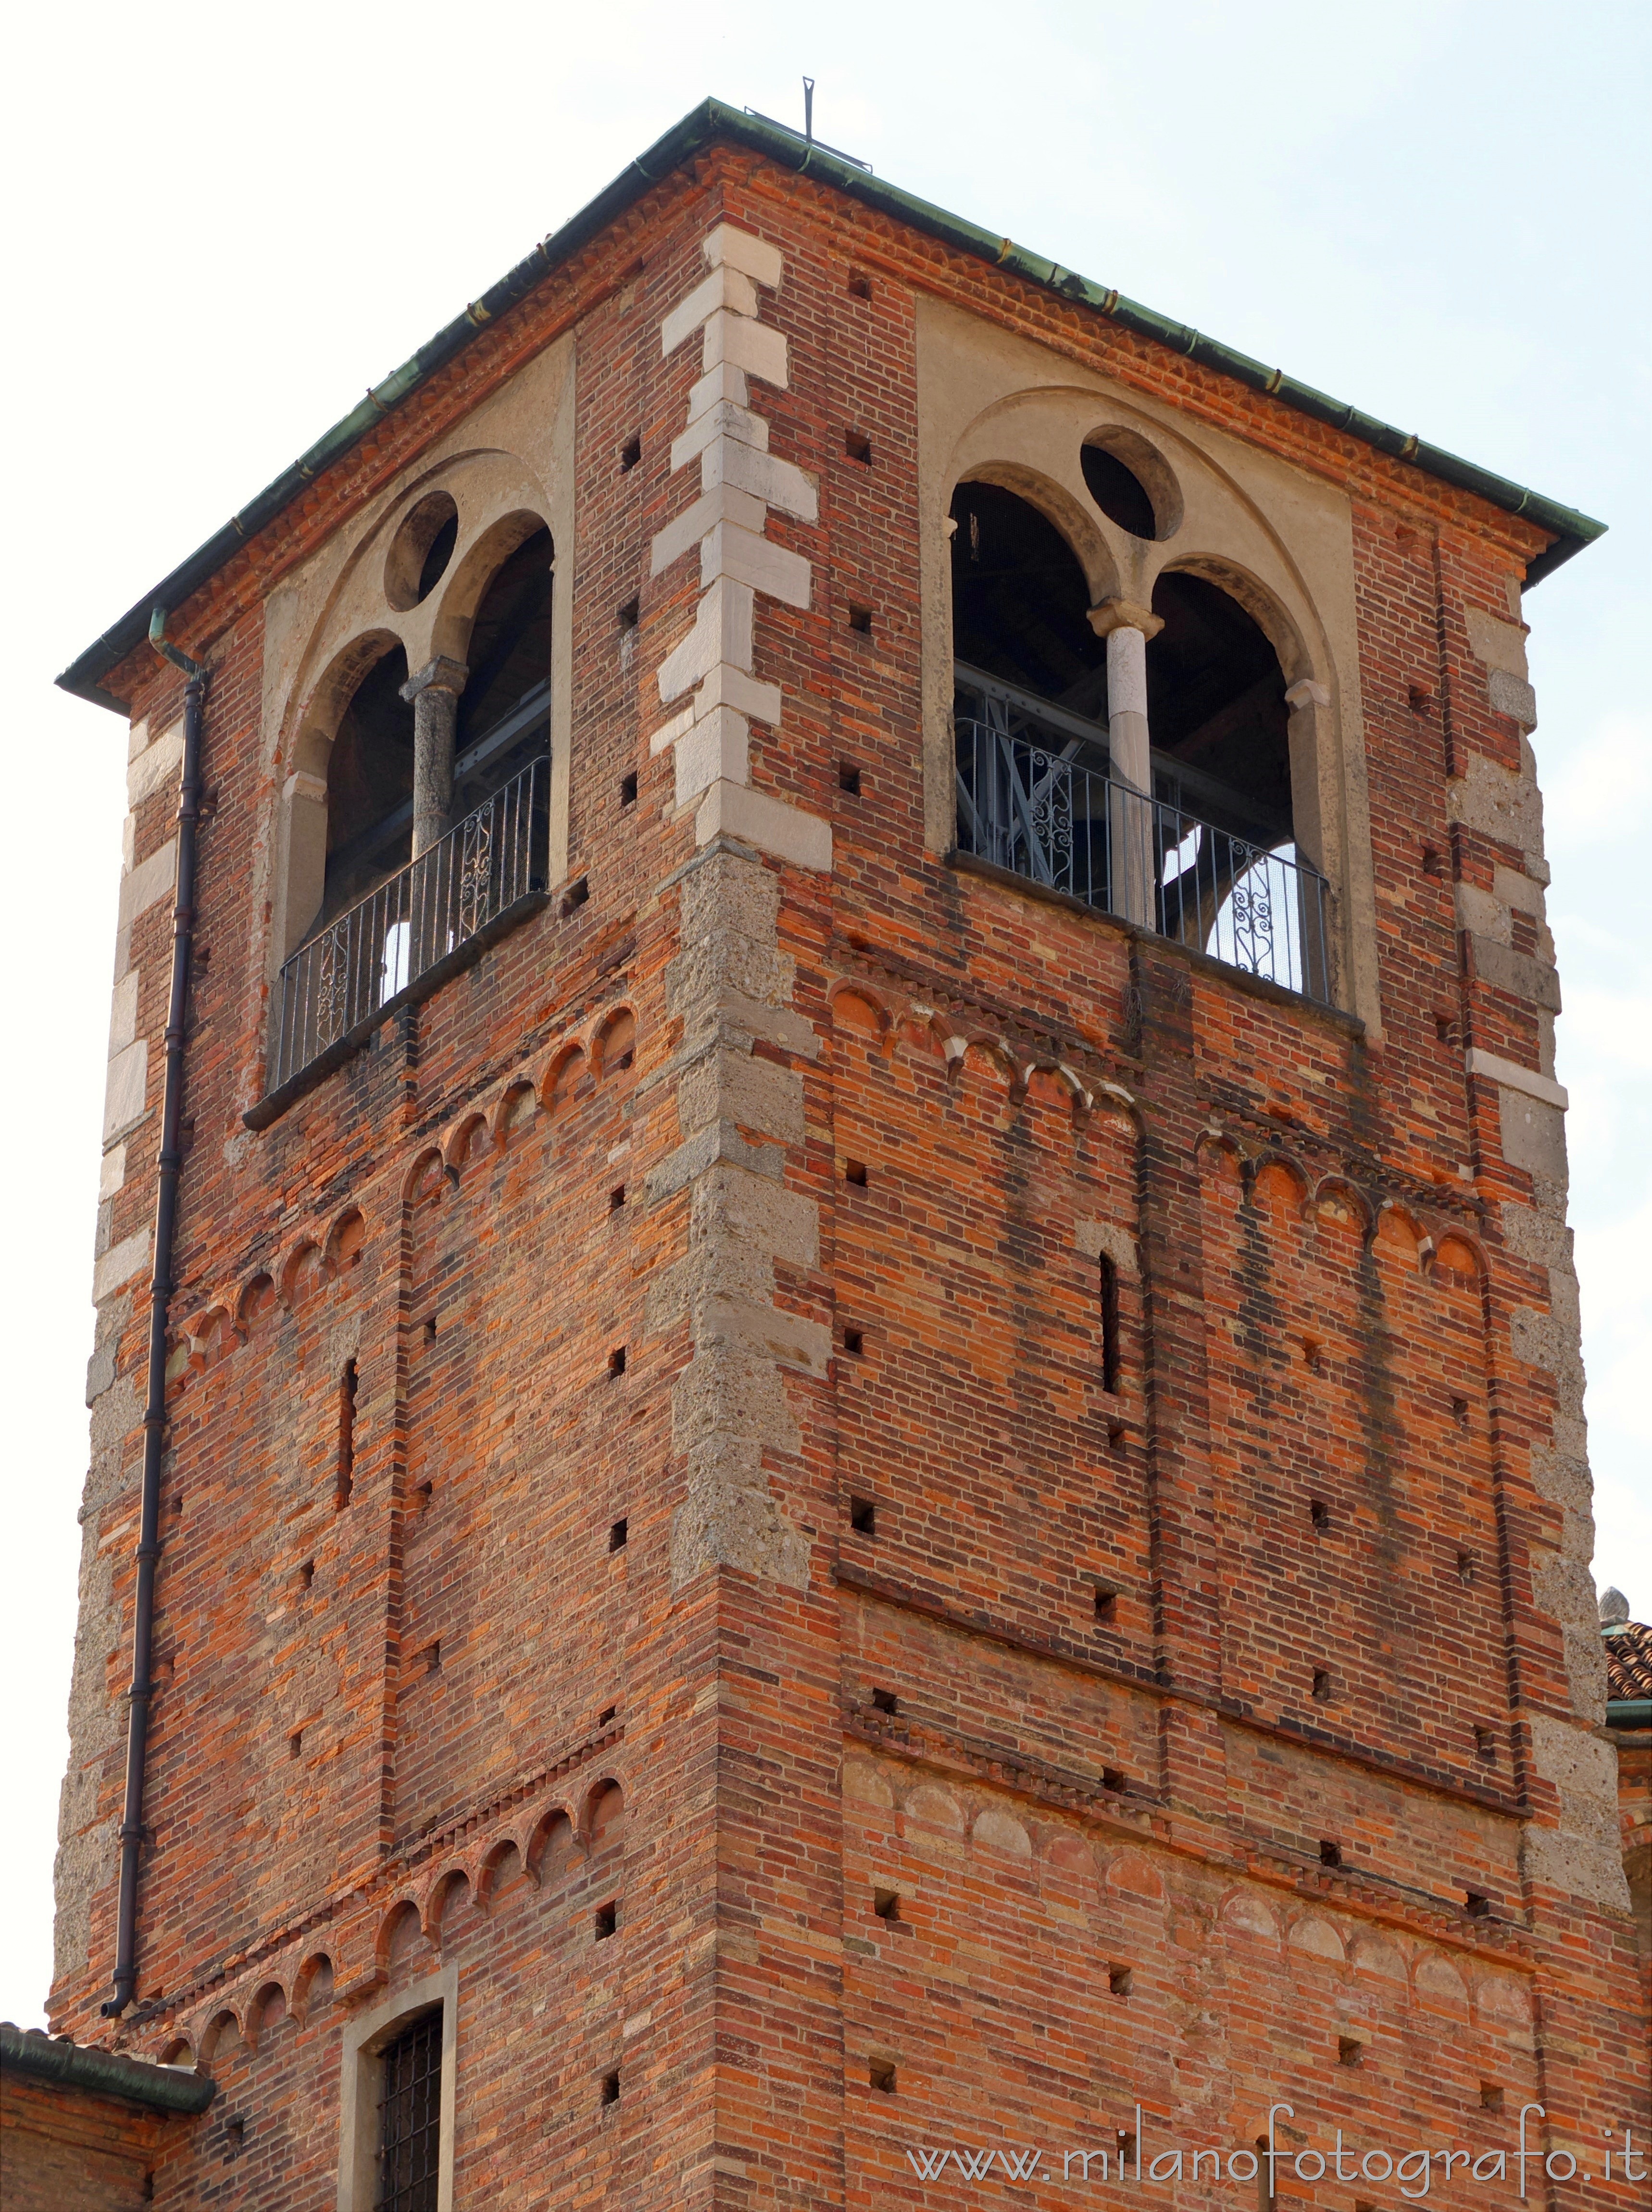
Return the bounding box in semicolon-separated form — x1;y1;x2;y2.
954;692;1331;1004
270;754;548;1094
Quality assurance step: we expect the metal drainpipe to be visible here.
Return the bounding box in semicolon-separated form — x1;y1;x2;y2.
103;610;208;2019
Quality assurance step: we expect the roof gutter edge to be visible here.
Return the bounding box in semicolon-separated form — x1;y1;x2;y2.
56;97;1604;712
0;2023;216;2115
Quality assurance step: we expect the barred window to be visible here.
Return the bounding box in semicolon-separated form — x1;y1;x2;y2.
377;2009;443;2212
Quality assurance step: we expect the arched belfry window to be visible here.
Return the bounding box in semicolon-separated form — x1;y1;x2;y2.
1147;573;1291;850
319;646;415;927
950;484;1107;723
263;523;557;1108
451;524;553;819
949;480;1328;1003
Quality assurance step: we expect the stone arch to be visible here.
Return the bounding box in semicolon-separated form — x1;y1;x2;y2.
280;1239;324;1309
950;473;1114;725
1286;1912;1345;1962
237;1272;277;1334
1313;1174;1376;1242
1152;551;1314;691
952;460;1121;611
377;1898;425;1970
288;627;405;784
971;1806;1033;1858
286;631;417;956
539;1043;587;1114
1021;1059;1088;1119
527;1805;577;1886
1196;1126;1247;1185
1104;1848;1165;1901
324;1205;366;1277
445;1111;492;1175
1348;1933;1407;1981
246;1979;288;2047
584;1777;626;1849
1079;422;1185;542
1414;1952;1469;2012
1220;1887;1279;1941
592;1006;637;1080
198;2007;245;2066
828;981;890;1039
902;1783;965;1835
1373;1198;1426;1269
158;2035;194;2067
426;1868;473;1942
188;1304;234;1372
401;1149;447;1209
1472;1970;1533;2028
291;1950;335;2020
1248;1150;1311;1216
428;508;554;667
477;1837;529;1908
897;1009;948;1061
493;1078;537;1147
1431;1232;1486;1287
954;1036;1017;1092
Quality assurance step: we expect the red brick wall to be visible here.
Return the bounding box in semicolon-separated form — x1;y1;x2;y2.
0;2074;172;2211
50;141;1647;2212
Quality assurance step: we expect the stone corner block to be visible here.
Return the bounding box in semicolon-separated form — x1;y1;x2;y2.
702;223;785;291
694;781;832;873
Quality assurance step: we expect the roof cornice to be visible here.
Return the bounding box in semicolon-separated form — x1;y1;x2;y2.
57;97;1605;712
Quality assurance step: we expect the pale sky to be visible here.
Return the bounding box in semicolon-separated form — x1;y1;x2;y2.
2;0;1646;2030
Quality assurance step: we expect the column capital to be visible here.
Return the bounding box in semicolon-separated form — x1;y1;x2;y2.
1087;597;1164;643
400;655;468;703
1285;677;1331;711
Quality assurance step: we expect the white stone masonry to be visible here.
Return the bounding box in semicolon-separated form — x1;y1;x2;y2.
649;225;831;874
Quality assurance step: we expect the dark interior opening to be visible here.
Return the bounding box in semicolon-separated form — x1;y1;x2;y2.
1147;573;1291;845
949;483;1107;722
417;512;458;603
948;484;1293;850
320;646;413;925
453;524;554;817
1081;444;1157;540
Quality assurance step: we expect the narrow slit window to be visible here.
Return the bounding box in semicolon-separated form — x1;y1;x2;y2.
337;1358;358;1508
1099;1255;1121;1394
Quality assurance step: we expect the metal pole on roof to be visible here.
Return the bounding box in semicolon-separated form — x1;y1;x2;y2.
803;77;814;144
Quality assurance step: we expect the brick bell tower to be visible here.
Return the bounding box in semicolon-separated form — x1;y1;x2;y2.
36;97;1647;2212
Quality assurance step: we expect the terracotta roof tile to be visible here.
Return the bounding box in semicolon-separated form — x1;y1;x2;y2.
1603;1620;1652;1704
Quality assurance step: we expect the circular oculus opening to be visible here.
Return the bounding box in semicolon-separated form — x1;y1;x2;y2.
385;490;460;612
1079;430;1183;542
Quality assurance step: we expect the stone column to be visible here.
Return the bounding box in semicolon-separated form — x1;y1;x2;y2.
1089;598;1163;928
400;656;468;858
